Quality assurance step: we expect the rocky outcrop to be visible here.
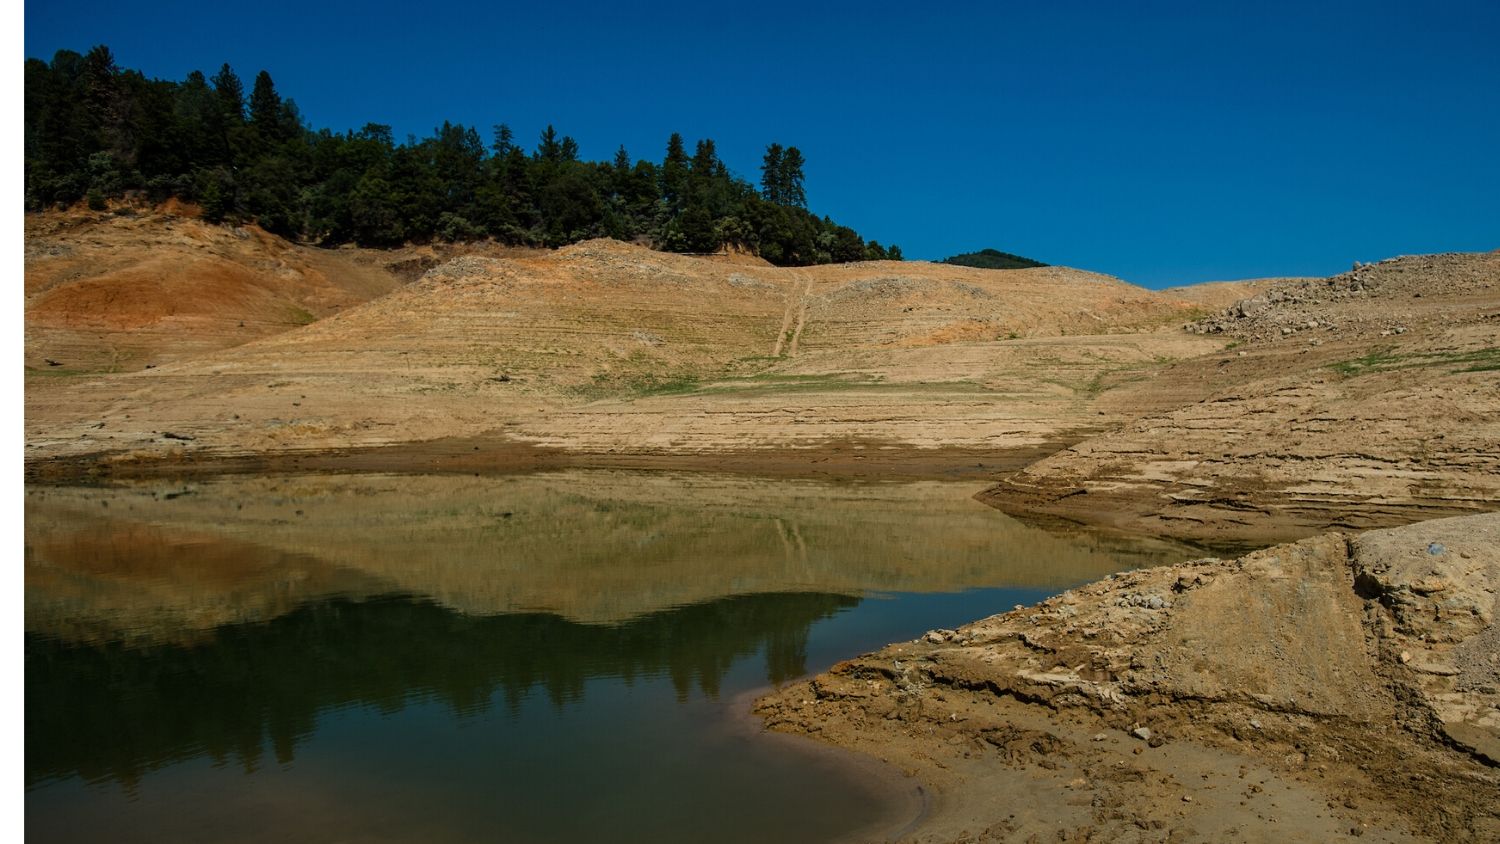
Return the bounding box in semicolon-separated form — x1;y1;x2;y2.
1187;252;1499;343
756;513;1500;842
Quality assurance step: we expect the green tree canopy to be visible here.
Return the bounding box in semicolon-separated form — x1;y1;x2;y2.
23;46;902;267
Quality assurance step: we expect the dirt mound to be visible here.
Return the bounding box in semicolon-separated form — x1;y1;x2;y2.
756;513;1500;842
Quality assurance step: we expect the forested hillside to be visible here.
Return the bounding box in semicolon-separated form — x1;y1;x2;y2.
24;46;900;266
941;248;1046;269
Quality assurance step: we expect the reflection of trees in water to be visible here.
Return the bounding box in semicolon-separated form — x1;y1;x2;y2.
25;591;857;789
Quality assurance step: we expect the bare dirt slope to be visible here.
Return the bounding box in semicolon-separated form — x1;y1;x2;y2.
756;513;1500;843
981;252;1500;543
23;207;551;375
1160;277;1316;312
24;209;403;373
25;234;1219;473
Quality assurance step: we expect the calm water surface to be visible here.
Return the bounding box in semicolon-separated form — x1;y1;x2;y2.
25;470;1195;843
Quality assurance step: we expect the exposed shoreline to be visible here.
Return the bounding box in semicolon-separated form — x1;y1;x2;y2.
23;212;1499;841
31;434;1475;554
22;437;1071;486
755;513;1500;842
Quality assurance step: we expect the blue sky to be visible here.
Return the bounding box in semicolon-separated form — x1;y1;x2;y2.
23;0;1500;286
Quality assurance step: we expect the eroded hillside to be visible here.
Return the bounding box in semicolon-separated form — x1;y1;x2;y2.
981;252;1500;542
26;213;1496;545
23;206;547;374
25;226;1219;475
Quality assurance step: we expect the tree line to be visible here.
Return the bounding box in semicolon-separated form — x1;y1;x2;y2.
940;248;1047;270
24;46;902;265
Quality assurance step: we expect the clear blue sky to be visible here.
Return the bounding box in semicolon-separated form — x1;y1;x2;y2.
23;0;1500;286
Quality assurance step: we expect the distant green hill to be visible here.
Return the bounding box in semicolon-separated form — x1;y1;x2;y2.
940;249;1047;270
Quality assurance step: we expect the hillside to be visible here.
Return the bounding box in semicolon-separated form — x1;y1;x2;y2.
980;251;1500;542
22;206;553;374
25;214;1497;546
940;248;1047;270
1159;276;1317;311
24;218;1215;475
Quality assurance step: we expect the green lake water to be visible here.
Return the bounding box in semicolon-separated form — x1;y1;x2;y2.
25;470;1196;843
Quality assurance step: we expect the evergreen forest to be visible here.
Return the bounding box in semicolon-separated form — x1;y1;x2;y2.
24;46;903;266
940;248;1047;270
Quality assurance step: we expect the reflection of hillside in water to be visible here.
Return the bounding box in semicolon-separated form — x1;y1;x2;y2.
26;591;855;790
25;470;1193;640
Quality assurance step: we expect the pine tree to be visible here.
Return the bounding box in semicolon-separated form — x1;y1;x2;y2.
760;143;783;204
691;138;718;175
211;63;244;123
249;71;281;136
491;123;514;157
781;146;807;209
536;125;562;162
661;132;688;208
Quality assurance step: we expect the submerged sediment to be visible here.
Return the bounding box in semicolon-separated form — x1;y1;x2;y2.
756;513;1500;842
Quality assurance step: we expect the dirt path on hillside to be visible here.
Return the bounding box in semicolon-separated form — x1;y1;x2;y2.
771;273;813;358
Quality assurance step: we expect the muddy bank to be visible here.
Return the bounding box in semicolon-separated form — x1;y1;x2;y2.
24;435;1074;486
755;513;1500;842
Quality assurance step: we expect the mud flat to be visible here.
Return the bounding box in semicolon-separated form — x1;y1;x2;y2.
756;513;1500;842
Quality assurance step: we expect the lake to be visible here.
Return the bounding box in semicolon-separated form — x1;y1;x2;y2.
25;470;1195;843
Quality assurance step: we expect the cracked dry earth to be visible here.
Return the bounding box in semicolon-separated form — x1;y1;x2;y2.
756;513;1500;843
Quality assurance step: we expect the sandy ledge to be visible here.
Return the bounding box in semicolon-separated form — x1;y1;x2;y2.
755;513;1500;843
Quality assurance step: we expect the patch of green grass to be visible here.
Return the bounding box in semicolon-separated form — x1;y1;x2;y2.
24;366;116;378
1328;346;1401;376
286;306;317;326
1042;362;1161;399
570;370;702;401
694;373;994;397
1328;346;1500;377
